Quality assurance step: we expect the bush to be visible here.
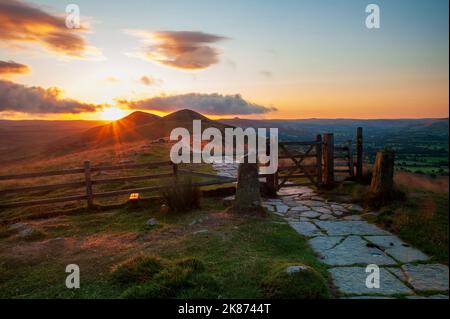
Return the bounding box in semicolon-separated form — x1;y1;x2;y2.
262;264;330;299
110;256;163;286
160;177;201;213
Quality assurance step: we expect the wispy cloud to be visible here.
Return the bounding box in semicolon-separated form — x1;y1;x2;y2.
139;75;161;86
0;0;101;59
127;30;228;70
0;79;103;114
259;70;273;78
0;60;30;75
117;93;276;115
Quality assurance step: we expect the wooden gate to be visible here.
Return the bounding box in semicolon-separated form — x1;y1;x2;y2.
268;135;323;190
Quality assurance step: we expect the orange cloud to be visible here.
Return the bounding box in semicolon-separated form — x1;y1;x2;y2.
129;30;228;70
0;60;30;75
0;0;97;58
0;79;102;114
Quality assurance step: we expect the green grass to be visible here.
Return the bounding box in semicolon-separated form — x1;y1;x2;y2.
365;190;449;264
0;197;330;298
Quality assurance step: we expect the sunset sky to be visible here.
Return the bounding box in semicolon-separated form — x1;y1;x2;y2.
0;0;448;120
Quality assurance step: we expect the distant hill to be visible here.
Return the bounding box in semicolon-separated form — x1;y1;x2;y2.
43;109;231;155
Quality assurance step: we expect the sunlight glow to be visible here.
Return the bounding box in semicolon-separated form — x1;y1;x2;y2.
97;107;129;121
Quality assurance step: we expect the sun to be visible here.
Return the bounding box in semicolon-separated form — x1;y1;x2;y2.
97;107;129;121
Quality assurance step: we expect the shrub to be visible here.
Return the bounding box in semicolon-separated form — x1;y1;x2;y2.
160;177;201;213
110;256;163;286
262;264;330;299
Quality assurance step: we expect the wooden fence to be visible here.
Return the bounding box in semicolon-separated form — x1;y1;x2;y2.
0;161;235;209
0;127;364;209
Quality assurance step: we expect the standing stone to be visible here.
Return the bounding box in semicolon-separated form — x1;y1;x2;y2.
231;161;265;216
370;149;395;197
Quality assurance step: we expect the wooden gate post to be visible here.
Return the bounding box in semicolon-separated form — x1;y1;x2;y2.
84;160;94;208
264;138;278;195
347;140;354;177
323;133;334;188
316;134;323;187
356;127;363;180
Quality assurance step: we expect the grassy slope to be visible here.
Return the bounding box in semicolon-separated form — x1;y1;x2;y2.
0;198;329;298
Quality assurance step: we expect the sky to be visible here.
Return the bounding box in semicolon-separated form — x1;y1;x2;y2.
0;0;448;120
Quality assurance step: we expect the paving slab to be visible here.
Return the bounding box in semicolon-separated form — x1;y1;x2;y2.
364;236;429;263
298;200;326;207
308;236;343;252
312;207;333;214
290;205;310;212
300;211;321;218
319;214;336;220
319;236;397;266
288;221;323;237
330;267;413;296
315;221;390;236
275;205;289;214
401;264;449;292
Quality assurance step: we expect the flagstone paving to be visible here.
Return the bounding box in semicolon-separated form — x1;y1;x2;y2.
262;186;449;299
212;164;448;299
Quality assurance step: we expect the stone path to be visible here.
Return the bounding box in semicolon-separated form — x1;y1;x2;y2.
213;163;448;299
262;186;449;299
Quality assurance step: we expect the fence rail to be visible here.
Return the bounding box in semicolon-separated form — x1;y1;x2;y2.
0;160;234;209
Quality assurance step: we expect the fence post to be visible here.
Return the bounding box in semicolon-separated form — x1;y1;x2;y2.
172;163;178;183
356;127;363;180
83;161;93;208
323;133;334;188
347;140;354;177
316;134;323;187
265;138;278;195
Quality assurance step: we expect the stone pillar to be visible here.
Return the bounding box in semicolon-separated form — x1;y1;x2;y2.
231;160;265;216
370;149;395;197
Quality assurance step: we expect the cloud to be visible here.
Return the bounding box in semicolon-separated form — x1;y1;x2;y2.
0;0;99;58
105;76;119;83
118;93;277;115
260;70;273;78
0;79;102;114
0;60;30;75
139;75;161;86
128;30;228;70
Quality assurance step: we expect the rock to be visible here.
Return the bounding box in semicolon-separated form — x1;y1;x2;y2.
286;265;308;274
330;267;413;296
401;264;449;292
146;218;158;226
318;236;397;266
193;229;209;235
332;210;344;217
18;228;34;238
364;235;429;263
331;204;347;212
222;196;235;207
345;204;364;212
314;221;390;236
